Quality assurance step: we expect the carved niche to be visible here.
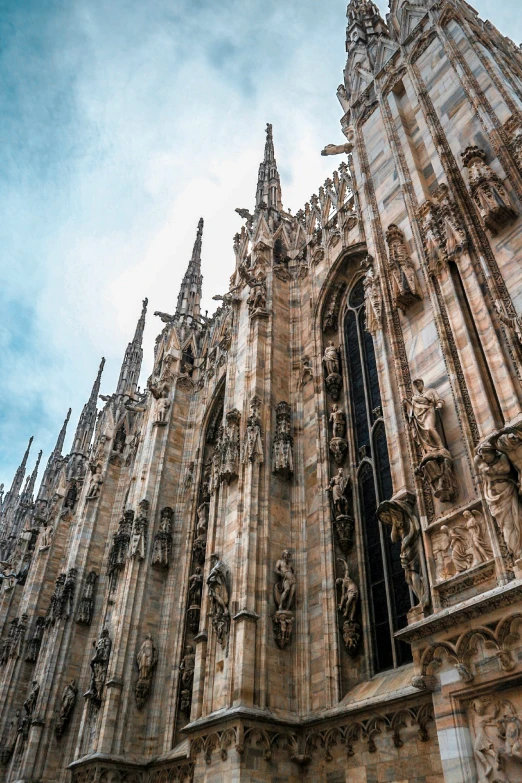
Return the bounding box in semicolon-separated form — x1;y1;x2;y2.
207;554;231;649
46;568;77;627
273;550;296;649
403;378;458;502
329;404;348;464
179;644;195;715
385;224;423;312
242;396;264;464
130;499;149;560
272;402;294;479
325;468;354;554
151;506;174;569
336;558;361;657
85;628;112;706
193;502;209;565
187;566;203;633
25;617;45;662
461;145;517;234
361;255;383;335
135;634;158;709
108;510;134;582
322;282;347;332
322;341;343;401
55;680;78;738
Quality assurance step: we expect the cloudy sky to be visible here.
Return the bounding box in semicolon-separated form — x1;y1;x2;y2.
0;0;520;488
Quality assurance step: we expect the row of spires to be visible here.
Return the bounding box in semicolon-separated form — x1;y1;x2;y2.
1;123;283;514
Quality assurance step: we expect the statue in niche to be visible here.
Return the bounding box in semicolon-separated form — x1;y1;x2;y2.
329;404;348;464
432;527;454;582
23;680;39;719
85;628;112;705
385;223;422;311
362;255;383;335
208;438;222;496
475;441;522;560
247;278;267;316
325;468;354;553
179;645;195;715
55;680;78;738
76;571;98;625
1;711;19;763
38;524;54;552
187;566;203;633
418;200;447;279
378;495;430;612
193;503;209;564
244;397;263;463
86;464;103;501
336;558;361;657
463;510;493;566
135;633;158;709
273;550;296;650
272;402;294;479
130;499;149;560
403;378;457;502
323;341;342;401
220;410;241;484
153;389;171;427
440;525;472;573
207;554;230;648
151;507;173;569
461;145;517;235
25;617;45;662
64;480;78;510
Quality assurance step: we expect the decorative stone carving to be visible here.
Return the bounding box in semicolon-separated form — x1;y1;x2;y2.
46;568;76;627
130;499;149;560
135;634;158;709
361;255;383;335
187;566;203;633
322;341;342;400
152;388;171;427
385;224;422;311
273;550;296;650
403;379;457;502
461;145;517;234
432;183;467;259
76;571;98;625
108;510;134;577
475;439;522;560
329;404;348;464
440;524;472;572
209;437;222;495
64;479;78;511
378;494;430;612
25;617;45;662
0;619;18;666
336;558;361;656
38;523;54;552
464;510;494;566
55;680;78;738
193;503;209;564
243;396;263;464
86;464;103;500
495;300;522;347
326;468;354;553
468;697;522;782
23;680;39;720
247;277;268;317
179;645;195;715
322;282;347;332
299;356;313;387
272;402;294;479
220;409;241;484
85;628;112;705
418;200;447;279
151;506;173;569
1;711;20;763
207;554;230;648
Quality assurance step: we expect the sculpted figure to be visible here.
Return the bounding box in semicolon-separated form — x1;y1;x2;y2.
38;524;54;551
207;554;230;647
378;496;429;609
322;341;340;376
440;525;472;572
404;379;445;454
189;567;203;606
336;558;359;620
135;633;158;709
475;442;522;559
470;699;505;782
179;645;195;714
55;680;78;738
86;628;112;703
495;301;522;347
329;405;346;439
491;424;522;484
196;503;209;539
432;527;453;581
87;465;103;500
23;680;39;718
76;571;97;625
151;506;173;569
325;469;352;519
274;550;296;612
463;510;493;566
244;398;263;463
154;389;171;425
247;279;267;314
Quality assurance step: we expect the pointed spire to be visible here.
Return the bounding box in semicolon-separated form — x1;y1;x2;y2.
53;408;71;460
72;357;106;453
256;123;283;211
25;450;42;498
4;436;33;506
116;299;147;397
176;219;204;319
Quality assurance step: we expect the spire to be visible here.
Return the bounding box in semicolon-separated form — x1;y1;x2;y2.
255;123;282;211
175;219;204;319
11;437;33;498
72;358;106;453
53;408;71;460
116;299;147;397
25;450;42;499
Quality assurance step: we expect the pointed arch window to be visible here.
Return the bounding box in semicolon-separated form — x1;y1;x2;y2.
344;278;412;672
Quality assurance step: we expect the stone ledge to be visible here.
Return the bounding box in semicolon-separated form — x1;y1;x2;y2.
395;579;522;643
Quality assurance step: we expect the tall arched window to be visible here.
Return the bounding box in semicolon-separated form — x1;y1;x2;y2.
344;278;412;672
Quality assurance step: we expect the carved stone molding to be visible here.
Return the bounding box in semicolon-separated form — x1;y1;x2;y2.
461;145;517;235
385;224;423;312
151;506;174;569
322;282;347;333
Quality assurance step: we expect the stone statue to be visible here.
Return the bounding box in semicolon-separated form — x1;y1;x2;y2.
322;341;340;376
463;510;493;566
55;680;78;738
274;550;296;612
151;506;173;569
495;301;522;347
86;464;103;500
38;524;54;551
77;571;98;625
247;278;267;315
64;480;78;510
321;141;353;156
378;496;429;611
440;525;472;572
272;402;293;479
179;644;195;715
244;397;263;463
461;145;517;234
336;558;359;621
385;223;422;312
25;617;45;662
154;389;171;426
135;633;158;709
475;441;522;560
86;628;112;704
326;468;352;519
432;527;453;582
23;680;39;719
329;405;346;439
193;503;209;564
189;567;203;607
403;379;457;501
154;310;175;324
207;554;230;648
1;711;19;762
362;255;383;335
130;499;149;560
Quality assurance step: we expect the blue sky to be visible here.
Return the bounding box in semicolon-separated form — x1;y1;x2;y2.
1;0;521;488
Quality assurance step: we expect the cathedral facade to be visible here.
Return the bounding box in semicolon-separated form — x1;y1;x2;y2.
2;0;522;780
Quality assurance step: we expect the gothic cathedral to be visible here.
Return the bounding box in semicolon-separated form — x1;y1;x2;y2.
2;1;522;781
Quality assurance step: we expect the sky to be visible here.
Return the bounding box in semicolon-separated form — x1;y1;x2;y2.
0;0;521;489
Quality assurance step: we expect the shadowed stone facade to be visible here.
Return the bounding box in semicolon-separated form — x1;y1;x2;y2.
2;0;522;780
